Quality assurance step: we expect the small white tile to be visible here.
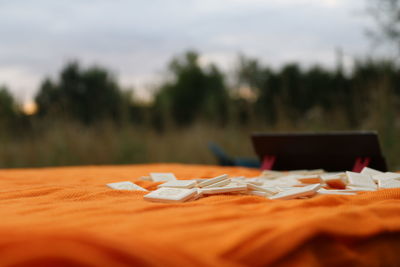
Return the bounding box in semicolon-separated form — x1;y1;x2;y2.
378;179;400;189
230;177;246;182
197;174;229;188
360;167;383;176
202;179;230;188
321;173;346;181
346;171;376;188
245;177;265;185
263;176;303;187
260;170;286;179
107;181;147;191
288;170;308;174
200;184;247;195
247;184;279;195
269;184;321;200
149;172;177;182
144;188;196;203
157;180;196;189
372;172;400;182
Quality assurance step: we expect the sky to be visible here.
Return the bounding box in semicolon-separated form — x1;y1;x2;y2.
0;0;380;105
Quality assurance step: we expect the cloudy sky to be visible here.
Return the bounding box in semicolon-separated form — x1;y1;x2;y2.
0;0;379;105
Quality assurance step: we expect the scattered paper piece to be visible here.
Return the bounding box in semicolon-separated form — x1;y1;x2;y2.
107;181;148;191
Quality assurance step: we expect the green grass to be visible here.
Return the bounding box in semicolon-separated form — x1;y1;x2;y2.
1;116;399;170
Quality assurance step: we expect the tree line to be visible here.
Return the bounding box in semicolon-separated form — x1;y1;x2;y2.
0;50;399;136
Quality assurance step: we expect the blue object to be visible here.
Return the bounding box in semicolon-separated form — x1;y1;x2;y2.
208;142;260;168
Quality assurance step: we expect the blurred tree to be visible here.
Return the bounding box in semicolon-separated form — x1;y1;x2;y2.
279;64;304;119
35;78;59;116
35;62;130;124
236;56;367;126
202;64;229;124
0;86;18;128
168;52;205;125
236;56;276;124
153;51;229;127
237;57;337;124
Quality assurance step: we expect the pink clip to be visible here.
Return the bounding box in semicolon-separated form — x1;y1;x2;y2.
352;157;371;173
261;155;276;170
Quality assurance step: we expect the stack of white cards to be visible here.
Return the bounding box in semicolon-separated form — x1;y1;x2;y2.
106;168;400;203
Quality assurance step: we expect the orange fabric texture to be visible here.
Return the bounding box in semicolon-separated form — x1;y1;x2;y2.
0;163;400;266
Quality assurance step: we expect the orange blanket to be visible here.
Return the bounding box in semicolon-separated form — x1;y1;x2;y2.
0;163;400;266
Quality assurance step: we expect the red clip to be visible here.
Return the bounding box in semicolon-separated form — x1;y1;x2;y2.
352;157;371;173
261;155;276;170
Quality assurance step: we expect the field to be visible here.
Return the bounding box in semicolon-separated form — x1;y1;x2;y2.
1;117;399;170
